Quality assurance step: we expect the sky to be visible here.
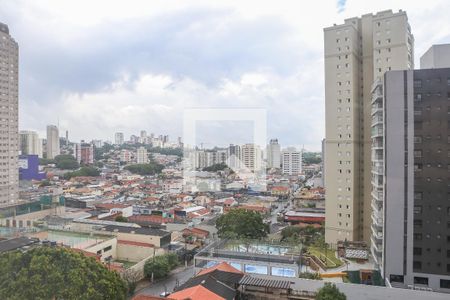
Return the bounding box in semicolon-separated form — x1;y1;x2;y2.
1;0;450;151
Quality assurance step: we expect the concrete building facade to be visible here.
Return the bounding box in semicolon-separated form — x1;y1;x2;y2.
46;125;60;159
115;132;124;145
19;130;42;158
420;44;450;69
373;68;450;293
241;144;262;172
324;10;414;244
281;147;302;175
136;146;148;164
0;23;19;205
267;139;281;169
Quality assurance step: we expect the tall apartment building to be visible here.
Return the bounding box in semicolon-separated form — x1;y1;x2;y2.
227;144;241;169
46;125;60;159
136;146;148;164
267;139;281;169
420;44;450;69
115;132;124;145
241;144;262;172
372;66;450;292
0;23;18;205
73;143;94;165
19;131;43;158
281;147;302;175
324;10;414;244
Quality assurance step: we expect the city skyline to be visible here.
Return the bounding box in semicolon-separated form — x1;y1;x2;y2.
1;1;449;151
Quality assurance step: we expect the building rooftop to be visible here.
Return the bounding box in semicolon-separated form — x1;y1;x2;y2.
0;236;39;252
102;224;170;237
0;22;9;34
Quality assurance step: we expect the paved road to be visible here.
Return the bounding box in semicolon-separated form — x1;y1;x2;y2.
135;265;195;298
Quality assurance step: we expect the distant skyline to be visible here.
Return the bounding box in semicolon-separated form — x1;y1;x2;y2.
1;0;450;151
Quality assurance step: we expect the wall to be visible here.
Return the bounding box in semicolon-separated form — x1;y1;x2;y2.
85;237;117;262
0;206;65;228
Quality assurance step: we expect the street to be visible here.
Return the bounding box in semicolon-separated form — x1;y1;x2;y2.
134;265;195;298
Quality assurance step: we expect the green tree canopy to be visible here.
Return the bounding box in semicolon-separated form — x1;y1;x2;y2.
216;209;269;239
143;253;179;280
315;283;346;300
64;166;100;179
202;163;228;172
0;246;127;300
124;163;164;175
115;216;128;223
281;225;324;246
303;152;322;165
54;154;79;170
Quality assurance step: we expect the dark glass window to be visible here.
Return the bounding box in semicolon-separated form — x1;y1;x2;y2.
414;276;428;285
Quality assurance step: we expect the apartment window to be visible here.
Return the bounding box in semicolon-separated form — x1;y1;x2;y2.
413;261;422;271
336;38;340;43
386;38;391;43
414;205;422;214
441;280;450;289
414;79;422;88
413;247;422;255
414;277;428;286
104;245;112;252
414;150;422;158
414;136;422;143
390;275;404;283
414;192;423;200
414;233;422;240
415;93;422;101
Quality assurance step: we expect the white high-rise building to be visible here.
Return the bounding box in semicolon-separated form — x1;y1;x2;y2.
115;132;124;145
241;144;262;172
267;139;281;169
324;10;414;244
19;131;43;158
136;147;148;164
281;147;302;175
46;125;60;159
227;144;241;169
140;130;147;144
420;44;450;69
0;23;18;205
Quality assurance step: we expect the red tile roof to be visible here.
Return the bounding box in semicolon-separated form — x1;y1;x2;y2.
169;285;225;300
132;294;171;300
197;262;243;276
95;203;130;210
117;240;154;248
128;215;173;224
182;227;210;238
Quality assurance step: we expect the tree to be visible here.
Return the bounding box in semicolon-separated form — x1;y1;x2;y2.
115;216;128;223
143;253;179;280
215;209;269;239
64;167;100;179
124;163;164;175
54;154;79;170
39;179;51;187
39;158;55;165
0;246;127;300
121;268;140;295
303;152;322;165
202;163;228;172
315;283;346;300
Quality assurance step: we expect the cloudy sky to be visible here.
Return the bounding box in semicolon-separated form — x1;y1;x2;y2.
1;0;450;150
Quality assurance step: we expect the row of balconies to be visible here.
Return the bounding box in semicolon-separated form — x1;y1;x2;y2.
371;190;383;201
